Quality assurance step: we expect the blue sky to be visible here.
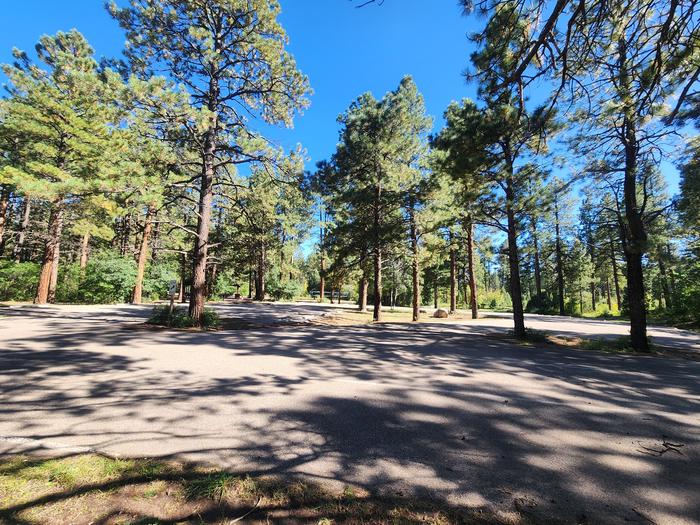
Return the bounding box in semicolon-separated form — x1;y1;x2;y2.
1;0;681;194
1;1;479;171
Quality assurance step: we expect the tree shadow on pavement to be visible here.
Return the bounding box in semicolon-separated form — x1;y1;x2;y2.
1;310;699;524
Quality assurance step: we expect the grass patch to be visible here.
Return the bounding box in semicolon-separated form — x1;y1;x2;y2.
579;335;655;354
0;454;514;524
146;305;220;329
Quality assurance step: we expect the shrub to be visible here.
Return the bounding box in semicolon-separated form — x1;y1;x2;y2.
266;276;305;301
0;261;40;302
525;293;556;314
80;253;137;304
147;305;220;329
143;261;179;301
478;290;511;310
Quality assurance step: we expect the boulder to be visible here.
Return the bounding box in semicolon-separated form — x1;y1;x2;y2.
433;308;449;319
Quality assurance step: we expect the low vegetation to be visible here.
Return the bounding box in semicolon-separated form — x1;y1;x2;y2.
147;305;220;329
0;454;515;525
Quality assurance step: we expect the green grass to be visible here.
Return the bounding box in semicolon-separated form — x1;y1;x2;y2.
0;454;504;524
579;335;656;354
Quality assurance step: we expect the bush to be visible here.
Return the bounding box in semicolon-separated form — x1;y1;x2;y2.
209;272;238;300
147;305;220;329
266;276;305;301
143;261;179;301
80;253;137;304
478;290;511;310
525;293;556;314
0;261;40;302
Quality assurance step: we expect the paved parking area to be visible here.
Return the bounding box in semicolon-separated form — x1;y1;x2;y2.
1;303;699;523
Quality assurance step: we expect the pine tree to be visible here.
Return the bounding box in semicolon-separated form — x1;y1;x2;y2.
0;30;124;304
110;0;311;323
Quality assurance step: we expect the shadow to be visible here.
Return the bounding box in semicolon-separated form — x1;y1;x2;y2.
1;305;699;523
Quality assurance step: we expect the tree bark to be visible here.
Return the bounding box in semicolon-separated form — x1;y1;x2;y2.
79;232;90;271
622;122;649;351
616;38;649;351
372;175;382;322
505;173;526;338
466;219;478;319
657;253;672;309
373;246;382;322
531;217;543;297
409;200;420;322
449;235;457;315
554;196;566;316
13;198;31;263
609;237;622;309
359;275;368;311
0;186;9;256
47;239;60;304
119;214;131;257
179;252;187;303
255;242;266;301
132;205;155;304
189;68;219;323
36;203;64;305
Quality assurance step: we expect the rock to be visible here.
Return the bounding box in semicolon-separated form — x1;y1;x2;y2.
434;308;449;319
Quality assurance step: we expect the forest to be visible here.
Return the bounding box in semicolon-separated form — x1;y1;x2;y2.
0;0;698;354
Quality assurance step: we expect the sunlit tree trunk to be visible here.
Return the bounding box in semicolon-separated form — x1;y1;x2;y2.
409;198;420;322
554;195;566;316
449;233;457;315
466;219;478;319
0;186;9;256
132;205;155;305
79;232;90;271
372;176;382;322
36;203;64;305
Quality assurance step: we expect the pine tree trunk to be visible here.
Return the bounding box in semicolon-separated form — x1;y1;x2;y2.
606;278;613;310
179;252;187;303
372;176;382;322
617;39;649;351
319;258;325;304
190;161;214;321
466;219;478;319
36;203;64;305
359;276;368;311
657;253;672;309
449;239;457;315
531;218;542;297
373;246;382;322
622;122;649;351
48;239;61;304
189;70;219;323
151;217;160;262
255;242;266;301
609;237;622;309
120;214;131;257
555;197;566;316
132;205;155;305
79;232;90;271
13;198;31;263
0;186;9;256
434;282;438;309
410;202;420;322
505;175;525;338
